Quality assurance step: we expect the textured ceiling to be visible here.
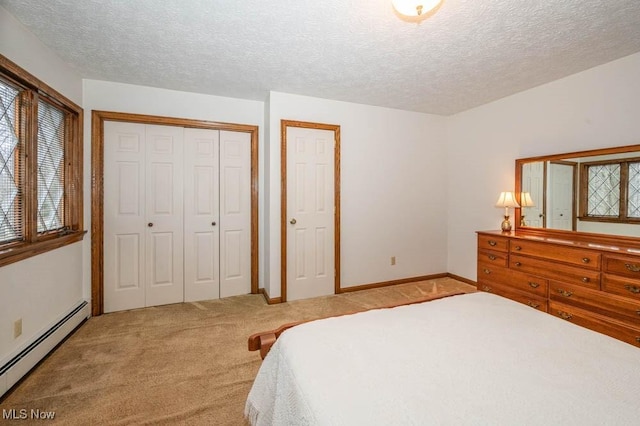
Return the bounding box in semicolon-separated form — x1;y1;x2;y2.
2;0;640;115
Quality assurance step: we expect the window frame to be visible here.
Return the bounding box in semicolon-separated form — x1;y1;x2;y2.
579;156;640;224
0;54;84;267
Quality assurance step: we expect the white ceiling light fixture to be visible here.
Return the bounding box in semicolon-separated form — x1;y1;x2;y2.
391;0;442;19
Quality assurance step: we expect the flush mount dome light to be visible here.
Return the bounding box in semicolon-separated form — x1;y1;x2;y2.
391;0;442;17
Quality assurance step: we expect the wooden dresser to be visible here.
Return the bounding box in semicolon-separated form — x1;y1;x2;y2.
477;230;640;348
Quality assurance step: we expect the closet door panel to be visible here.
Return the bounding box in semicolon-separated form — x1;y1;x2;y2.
145;125;184;307
219;130;252;298
184;128;220;301
104;121;146;313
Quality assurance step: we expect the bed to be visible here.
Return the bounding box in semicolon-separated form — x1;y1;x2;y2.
245;292;640;425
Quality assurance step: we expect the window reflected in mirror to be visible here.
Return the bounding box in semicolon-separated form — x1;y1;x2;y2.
516;146;640;238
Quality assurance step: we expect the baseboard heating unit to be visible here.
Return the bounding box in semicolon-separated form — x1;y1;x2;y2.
0;300;90;397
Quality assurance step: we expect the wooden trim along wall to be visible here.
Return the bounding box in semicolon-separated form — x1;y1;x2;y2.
258;288;282;305
261;273;476;305
280;120;341;303
337;273;477;293
339;273;450;293
91;110;259;316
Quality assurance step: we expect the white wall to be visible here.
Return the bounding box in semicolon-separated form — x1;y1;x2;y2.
0;6;81;105
0;6;84;362
447;52;640;281
0;244;84;362
266;92;449;298
81;80;266;298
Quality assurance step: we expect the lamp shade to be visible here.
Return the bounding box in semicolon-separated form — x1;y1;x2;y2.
495;191;520;208
391;0;442;17
519;192;535;208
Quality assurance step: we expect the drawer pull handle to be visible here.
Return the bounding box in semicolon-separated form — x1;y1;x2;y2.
582;257;590;264
636;310;640;316
483;268;491;275
636;337;640;344
488;240;497;247
582;277;590;283
488;254;497;260
527;301;540;308
625;263;640;272
528;282;540;289
557;311;573;320
624;285;640;294
482;285;492;293
514;246;522;251
556;289;573;297
514;262;522;267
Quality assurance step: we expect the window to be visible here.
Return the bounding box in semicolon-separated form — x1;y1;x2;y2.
580;158;640;222
0;79;22;242
0;55;83;266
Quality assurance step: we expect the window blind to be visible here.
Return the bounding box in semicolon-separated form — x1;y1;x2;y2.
36;98;65;233
628;162;640;219
0;78;23;243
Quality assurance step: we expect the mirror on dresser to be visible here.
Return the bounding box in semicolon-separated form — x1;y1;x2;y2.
515;144;640;238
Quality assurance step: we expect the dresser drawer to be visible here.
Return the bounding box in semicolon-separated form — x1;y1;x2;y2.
602;274;640;301
478;234;509;252
509;239;600;270
510;254;600;289
507;270;548;298
549;280;640;324
477;249;508;267
478;263;548;297
477;262;510;284
603;255;640;279
549;301;640;348
478;282;547;312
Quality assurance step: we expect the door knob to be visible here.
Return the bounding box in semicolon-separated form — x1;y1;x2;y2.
211;222;216;226
147;223;153;227
290;218;297;225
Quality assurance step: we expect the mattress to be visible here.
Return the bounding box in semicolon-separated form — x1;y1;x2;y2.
245;292;640;425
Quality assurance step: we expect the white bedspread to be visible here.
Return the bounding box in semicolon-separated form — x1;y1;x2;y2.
245;292;640;425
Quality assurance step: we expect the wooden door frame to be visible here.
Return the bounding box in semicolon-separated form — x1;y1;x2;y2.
280;120;341;302
91;110;259;315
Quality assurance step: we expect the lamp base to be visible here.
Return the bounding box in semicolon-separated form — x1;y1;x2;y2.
500;215;512;232
520;215;527;227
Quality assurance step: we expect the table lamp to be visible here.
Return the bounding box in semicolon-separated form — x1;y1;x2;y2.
495;191;520;232
519;192;535;226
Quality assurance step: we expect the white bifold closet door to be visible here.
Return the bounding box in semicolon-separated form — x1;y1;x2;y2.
217;130;252;298
183;129;252;301
104;122;250;313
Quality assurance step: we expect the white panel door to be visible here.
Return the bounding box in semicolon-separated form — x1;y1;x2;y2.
286;127;335;301
521;161;545;227
144;125;184;307
548;162;574;231
104;121;146;312
105;123;251;311
219;130;252;298
184;128;220;302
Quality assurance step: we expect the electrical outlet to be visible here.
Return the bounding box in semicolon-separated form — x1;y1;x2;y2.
14;318;22;339
391;256;396;266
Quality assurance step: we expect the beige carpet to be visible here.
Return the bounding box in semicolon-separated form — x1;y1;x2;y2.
0;278;475;425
